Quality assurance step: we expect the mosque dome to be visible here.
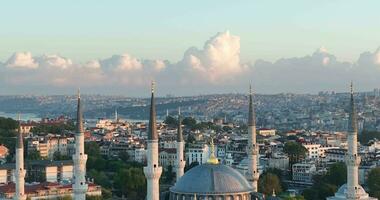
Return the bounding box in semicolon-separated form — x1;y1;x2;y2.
169;164;253;199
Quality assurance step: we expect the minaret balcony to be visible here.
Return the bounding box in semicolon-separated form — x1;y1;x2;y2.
144;166;162;179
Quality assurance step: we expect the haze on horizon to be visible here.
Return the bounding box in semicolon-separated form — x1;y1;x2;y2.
1;0;380;96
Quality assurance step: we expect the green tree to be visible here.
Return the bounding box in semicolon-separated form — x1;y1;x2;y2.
303;162;346;200
323;162;346;186
0;117;18;157
163;165;175;184
53;151;70;160
182;117;197;129
114;167;146;199
164;116;178;128
368;168;380;199
27;149;43;160
30;121;75;135
283;142;307;167
86;196;103;200
101;188;112;200
85;141;101;158
258;173;282;195
88;169;112;189
359;131;380;144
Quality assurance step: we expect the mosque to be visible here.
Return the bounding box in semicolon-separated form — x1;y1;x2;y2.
144;82;377;200
144;83;274;200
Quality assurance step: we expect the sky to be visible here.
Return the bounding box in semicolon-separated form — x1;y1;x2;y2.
1;0;380;96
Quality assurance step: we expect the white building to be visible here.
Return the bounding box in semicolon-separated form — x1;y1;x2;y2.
186;144;209;165
292;162;316;183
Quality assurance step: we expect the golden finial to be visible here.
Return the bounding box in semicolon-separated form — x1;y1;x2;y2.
207;136;219;164
78;88;81;99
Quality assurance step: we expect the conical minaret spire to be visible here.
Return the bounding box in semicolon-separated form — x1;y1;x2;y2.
175;107;186;181
72;89;88;200
144;81;162;200
14;114;26;200
328;83;376;200
345;82;363;200
247;85;259;192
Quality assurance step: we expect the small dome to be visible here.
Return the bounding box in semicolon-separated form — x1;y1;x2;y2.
329;184;375;199
170;164;253;195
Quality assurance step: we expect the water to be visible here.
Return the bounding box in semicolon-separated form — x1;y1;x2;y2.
0;112;40;121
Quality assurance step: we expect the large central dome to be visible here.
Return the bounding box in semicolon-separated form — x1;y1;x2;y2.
170;164;253;195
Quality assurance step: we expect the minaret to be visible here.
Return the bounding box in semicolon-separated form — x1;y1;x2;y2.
144;81;162;200
14;115;26;200
247;85;259;192
72;90;88;200
345;83;362;200
176;108;186;181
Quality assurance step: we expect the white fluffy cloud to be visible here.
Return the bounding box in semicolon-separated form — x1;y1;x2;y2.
180;31;244;83
1;31;380;95
5;52;38;69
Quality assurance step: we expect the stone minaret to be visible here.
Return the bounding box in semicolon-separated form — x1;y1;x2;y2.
247;85;259;192
14;115;26;200
72;90;88;200
346;83;362;200
176;108;185;181
144;81;162;200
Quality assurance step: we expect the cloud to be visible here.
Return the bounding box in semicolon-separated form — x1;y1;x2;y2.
1;31;380;95
5;52;38;69
36;54;73;69
179;31;244;83
100;54;143;71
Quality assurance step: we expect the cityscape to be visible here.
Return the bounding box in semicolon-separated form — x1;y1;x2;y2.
1;1;380;200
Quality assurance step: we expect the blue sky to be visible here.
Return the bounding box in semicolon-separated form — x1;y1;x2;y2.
2;0;380;62
1;1;380;96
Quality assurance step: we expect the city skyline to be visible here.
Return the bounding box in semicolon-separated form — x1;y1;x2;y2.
1;1;380;96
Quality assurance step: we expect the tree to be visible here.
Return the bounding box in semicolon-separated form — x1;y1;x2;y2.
163;165;175;184
30;121;75;135
368;168;380;199
182;117;197;129
88;169;112;189
85;141;101;158
258;173;282;195
359;131;380;144
186;133;196;145
86;196;103;200
53;151;70;160
101;188;112;200
164;116;178;128
113;167;146;199
0;117;18;157
283;142;307;167
27;149;43;160
323;162;346;186
303;162;346;200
